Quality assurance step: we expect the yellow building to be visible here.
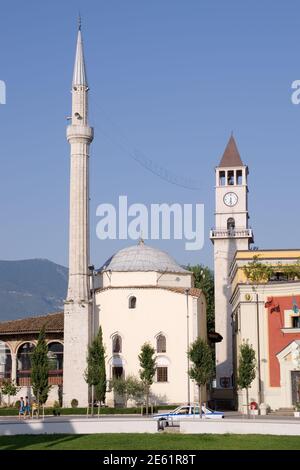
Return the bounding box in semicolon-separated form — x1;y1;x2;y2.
230;249;300;412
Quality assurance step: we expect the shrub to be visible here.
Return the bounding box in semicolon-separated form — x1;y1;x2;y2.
53;400;61;416
15;400;21;409
71;398;78;408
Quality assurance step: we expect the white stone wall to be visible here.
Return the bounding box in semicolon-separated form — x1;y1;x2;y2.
63;301;91;408
95;286;206;405
100;271;193;289
214;237;248;385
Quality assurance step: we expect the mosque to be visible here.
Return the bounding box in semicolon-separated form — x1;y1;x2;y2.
0;26;207;407
0;26;300;412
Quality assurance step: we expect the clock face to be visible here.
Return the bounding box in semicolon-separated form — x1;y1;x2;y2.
224;192;238;207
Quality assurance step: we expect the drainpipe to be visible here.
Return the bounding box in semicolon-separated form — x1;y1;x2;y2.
185;288;191;405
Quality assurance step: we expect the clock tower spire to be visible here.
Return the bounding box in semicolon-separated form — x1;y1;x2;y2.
210;135;253;392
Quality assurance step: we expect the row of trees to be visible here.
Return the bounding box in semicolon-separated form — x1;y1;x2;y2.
1;326;257;416
85;330;257;417
85;332;215;416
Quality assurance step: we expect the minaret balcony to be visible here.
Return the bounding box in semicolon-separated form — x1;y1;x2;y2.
67;125;94;143
210;227;253;241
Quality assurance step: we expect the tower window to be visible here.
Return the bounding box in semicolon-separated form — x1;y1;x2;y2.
227;171;234;185
219;171;226;186
112;335;122;354
157;367;168;382
227;218;235;231
156;334;166;353
129;296;136;309
237;170;243;185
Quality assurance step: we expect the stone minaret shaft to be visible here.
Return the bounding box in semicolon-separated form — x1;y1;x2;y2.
66;27;93;302
63;26;93;408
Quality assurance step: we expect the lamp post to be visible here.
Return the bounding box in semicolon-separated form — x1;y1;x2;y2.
88;264;96;416
255;291;262;407
185;288;191;405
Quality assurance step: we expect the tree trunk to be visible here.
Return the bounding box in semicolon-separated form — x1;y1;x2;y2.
37;391;40;419
146;386;149;416
91;385;94;417
8;393;10;407
198;385;202;419
246;387;249;419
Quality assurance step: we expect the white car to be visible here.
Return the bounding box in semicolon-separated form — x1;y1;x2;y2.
153;405;224;429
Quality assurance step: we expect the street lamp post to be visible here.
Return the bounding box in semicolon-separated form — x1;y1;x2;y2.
255;292;262;407
185;288;191;405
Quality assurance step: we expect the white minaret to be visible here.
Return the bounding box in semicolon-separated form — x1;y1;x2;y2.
210;135;253;391
63;23;94;407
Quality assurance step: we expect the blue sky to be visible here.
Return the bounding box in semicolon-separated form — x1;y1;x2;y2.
0;0;300;269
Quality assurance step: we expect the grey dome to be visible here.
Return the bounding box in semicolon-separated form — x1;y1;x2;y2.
99;241;189;274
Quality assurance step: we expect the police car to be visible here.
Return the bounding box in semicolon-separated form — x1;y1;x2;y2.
153;404;224;429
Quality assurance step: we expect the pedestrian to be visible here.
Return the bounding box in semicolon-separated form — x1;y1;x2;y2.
31;400;38;418
18;397;25;420
24;396;31;419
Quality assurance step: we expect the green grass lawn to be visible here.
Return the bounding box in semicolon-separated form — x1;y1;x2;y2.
1;434;300;450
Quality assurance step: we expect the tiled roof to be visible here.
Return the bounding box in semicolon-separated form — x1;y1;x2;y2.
219;135;244;168
0;312;64;335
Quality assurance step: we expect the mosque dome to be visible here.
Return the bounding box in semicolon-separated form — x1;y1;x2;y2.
99;240;189;274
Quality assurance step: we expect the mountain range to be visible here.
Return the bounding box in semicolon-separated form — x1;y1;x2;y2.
0;259;68;322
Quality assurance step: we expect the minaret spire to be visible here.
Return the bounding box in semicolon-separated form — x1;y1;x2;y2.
72;22;88;87
63;23;94;407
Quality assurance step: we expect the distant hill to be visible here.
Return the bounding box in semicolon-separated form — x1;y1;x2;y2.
0;259;68;322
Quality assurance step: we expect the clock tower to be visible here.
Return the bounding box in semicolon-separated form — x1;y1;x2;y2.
210;135;253;390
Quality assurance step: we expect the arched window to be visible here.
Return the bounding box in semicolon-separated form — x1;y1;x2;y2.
227;171;234;185
156;356;170;383
227;218;235;231
112;335;122;354
47;342;63;370
47;342;63;386
17;342;35;386
129;296;136;309
0;341;12;381
156;334;166;353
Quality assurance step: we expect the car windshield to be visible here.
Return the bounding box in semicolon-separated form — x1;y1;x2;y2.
176;407;190;415
172;406;182;413
171;405;215;415
187;405;214;414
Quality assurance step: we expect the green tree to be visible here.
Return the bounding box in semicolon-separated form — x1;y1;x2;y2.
85;326;107;411
138;343;156;415
31;328;51;412
243;256;273;284
112;375;144;407
0;380;19;407
237;341;256;418
243;255;300;283
187;265;215;332
188;338;214;418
